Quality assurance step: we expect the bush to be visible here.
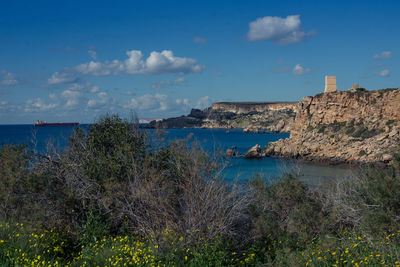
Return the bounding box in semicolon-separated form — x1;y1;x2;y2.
0;144;48;222
320;165;400;235
248;174;324;242
0;145;29;219
28;114;249;246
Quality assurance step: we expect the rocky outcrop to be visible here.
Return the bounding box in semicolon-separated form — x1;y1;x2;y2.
147;102;298;133
244;144;263;159
226;146;240;157
264;89;400;164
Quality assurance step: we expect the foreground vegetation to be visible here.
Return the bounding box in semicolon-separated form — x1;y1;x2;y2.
0;115;399;266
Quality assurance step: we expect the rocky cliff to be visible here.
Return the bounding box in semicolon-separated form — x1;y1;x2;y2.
147;102;298;133
264;89;400;164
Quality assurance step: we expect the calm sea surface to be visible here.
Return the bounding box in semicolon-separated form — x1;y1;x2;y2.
0;125;356;187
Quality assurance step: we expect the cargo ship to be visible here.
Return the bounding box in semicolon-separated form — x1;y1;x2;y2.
34;120;79;127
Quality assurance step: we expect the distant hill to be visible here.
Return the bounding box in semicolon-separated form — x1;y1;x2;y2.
146;101;298;133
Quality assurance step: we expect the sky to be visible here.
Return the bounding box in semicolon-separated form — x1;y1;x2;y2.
0;0;399;124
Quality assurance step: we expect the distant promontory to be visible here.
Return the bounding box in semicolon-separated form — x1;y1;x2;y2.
146;101;298;133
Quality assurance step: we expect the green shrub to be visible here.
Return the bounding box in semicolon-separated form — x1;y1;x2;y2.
346;125;355;135
317;125;326;133
357;167;400;234
0;145;29;219
249;175;324;243
84;115;148;183
352;126;379;139
355;87;367;92
386;119;395;126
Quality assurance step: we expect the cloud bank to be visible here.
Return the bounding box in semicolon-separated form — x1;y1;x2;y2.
247;15;315;45
151;78;185;90
0;71;20;85
292;64;310;75
373;51;392;60
70;50;204;77
379;69;390;77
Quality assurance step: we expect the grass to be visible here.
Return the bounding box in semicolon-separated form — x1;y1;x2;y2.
1;222;399;266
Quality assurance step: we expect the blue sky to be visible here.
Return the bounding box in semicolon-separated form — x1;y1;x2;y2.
0;0;399;124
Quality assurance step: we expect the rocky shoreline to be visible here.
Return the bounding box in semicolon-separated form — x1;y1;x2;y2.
263;88;400;165
146;88;399;165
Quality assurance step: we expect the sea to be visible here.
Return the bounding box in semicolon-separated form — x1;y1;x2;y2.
0;124;357;187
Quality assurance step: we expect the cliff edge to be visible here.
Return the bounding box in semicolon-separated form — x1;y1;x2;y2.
264;89;400;164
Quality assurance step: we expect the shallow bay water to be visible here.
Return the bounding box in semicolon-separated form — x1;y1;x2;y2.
0;125;356;187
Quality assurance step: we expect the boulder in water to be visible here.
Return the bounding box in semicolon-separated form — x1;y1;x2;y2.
244;144;262;159
226;148;235;157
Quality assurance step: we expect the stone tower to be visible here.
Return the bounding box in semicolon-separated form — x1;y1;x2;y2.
324;76;337;93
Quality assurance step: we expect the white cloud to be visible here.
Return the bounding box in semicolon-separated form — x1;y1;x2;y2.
70;49;204;77
196;96;213;109
0;71;19;85
65;81;99;92
0;101;17;114
25;98;58;112
124;94;213;116
193;37;208;44
125;93;191;114
61;90;83;108
247;15;315;44
127;50;204;75
0;101;11;113
87;91;115;110
373;51;392;60
152;81;168;90
292;64;310;75
47;71;78;85
379;69;390;77
74;60;120;76
90;86;100;93
48;93;58;100
88;49;97;59
151;77;185;89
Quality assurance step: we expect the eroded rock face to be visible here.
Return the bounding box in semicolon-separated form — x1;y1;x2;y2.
244;144;262;159
147;102;298;133
264;89;400;164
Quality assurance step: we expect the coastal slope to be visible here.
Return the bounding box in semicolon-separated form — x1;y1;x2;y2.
147;102;298;133
264;89;400;164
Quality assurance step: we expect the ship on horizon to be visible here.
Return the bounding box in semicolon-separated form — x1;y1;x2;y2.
34;120;79;127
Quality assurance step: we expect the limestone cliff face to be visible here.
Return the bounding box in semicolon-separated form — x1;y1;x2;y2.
265;89;400;164
211;102;297;114
147;102;298;132
203;102;297;132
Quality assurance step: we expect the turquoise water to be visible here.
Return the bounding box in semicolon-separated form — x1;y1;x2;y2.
0;125;356;186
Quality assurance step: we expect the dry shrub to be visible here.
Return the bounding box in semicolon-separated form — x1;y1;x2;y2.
319;160;400;235
248;174;324;242
0;145;30;219
32;114;250;245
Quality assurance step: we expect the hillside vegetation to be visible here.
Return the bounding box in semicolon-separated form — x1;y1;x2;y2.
0;114;400;266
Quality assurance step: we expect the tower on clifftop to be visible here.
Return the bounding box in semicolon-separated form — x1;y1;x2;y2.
324;76;337;93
